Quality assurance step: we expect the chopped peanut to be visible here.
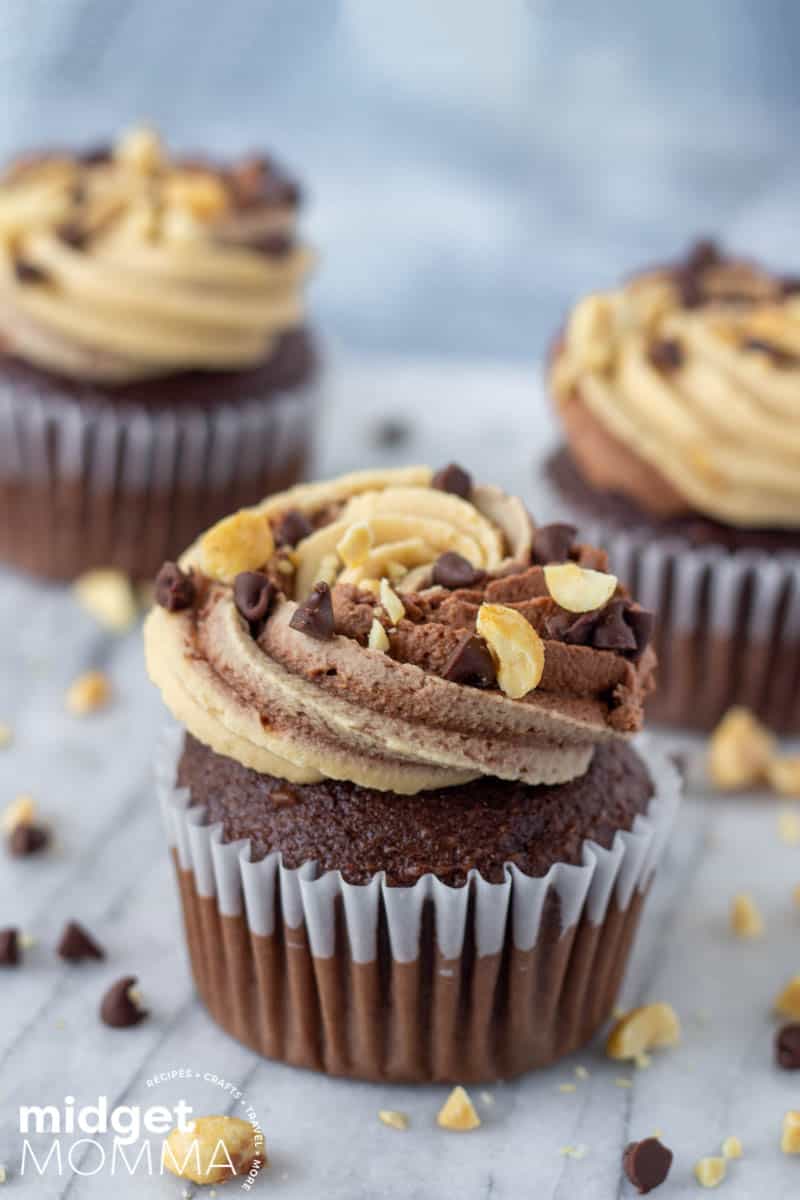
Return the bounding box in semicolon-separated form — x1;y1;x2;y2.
378;1110;408;1131
65;670;112;716
782;1111;800;1154
163;1116;264;1185
730;893;764;939
436;1086;481;1132
707;707;774;790
694;1156;726;1187
201;510;274;583
606;1003;680;1061
476;603;544;699
543;562;618;613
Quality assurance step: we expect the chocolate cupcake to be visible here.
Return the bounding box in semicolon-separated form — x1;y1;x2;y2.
145;466;679;1082
0;126;317;580
547;241;800;731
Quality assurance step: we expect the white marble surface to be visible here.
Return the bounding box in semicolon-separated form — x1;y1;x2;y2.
0;355;798;1199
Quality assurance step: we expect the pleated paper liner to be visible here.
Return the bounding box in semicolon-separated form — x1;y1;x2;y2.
0;374;318;581
156;727;680;1083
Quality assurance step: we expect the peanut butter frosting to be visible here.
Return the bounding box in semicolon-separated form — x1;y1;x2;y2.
145;466;656;795
550;242;800;528
0;126;313;383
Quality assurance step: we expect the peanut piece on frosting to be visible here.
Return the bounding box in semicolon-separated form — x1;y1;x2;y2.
782;1112;800;1155
543;562;618;614
775;976;800;1021
200;510;274;584
163;1115;264;1184
565;293;617;373
378;1110;409;1131
436;1087;481;1132
606;1003;680;1061
767;755;800;798
368;618;390;653
476;603;544;700
114;125;164;173
73;569;138;633
336;522;373;569
707;707;774;790
730;892;764;939
379;578;405;626
694;1156;726;1188
65;670;112;716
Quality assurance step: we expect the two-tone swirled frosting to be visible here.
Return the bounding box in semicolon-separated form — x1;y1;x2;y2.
549;242;800;528
144;466;656;795
0;126;313;383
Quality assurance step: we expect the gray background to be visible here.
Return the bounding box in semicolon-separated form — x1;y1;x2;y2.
0;0;796;360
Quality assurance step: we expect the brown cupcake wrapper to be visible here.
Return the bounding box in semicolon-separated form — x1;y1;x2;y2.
565;518;800;733
0;374;318;579
156;727;680;1082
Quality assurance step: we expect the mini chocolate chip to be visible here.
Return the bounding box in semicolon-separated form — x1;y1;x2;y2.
100;975;147;1028
442;634;497;689
531;522;577;565
289;582;335;640
776;1023;800;1069
13;257;49;285
0;928;19;966
686;238;721;274
8;823;50;857
781;276;800;296
592;600;638;652
622;1137;673;1194
57;920;105;962
57;221;89;250
274;508;313;548
432;462;472;499
432;552;485;590
233;571;275;631
154;562;195;612
624;606;654;661
79;143;112;164
544;609;597;645
647;337;684;372
741;337;797;367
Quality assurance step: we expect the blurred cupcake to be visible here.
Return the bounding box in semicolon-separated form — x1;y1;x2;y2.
145;464;679;1082
0;126;317;580
547;241;800;731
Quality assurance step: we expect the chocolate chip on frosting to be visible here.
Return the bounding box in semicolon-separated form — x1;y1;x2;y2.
57;920;105;962
647;337;684;372
545;600;653;661
154;562;195;612
622;1137;673;1194
233;571;276;633
432;552;485;590
531;523;576;565
100;976;147;1028
274;508;313;548
432;462;472;499
441;634;497;689
289;582;335;640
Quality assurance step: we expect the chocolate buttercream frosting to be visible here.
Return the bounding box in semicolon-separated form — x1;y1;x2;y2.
549;241;800;529
0;126;313;383
145;466;656;795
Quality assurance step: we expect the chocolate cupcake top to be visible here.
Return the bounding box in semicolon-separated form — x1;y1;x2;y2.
550;241;800;529
144;466;656;794
0;127;313;383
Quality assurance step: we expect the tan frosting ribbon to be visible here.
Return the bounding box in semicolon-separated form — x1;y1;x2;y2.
145;467;651;795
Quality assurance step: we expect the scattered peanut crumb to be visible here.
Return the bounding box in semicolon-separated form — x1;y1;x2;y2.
707;707;774;790
18;933;35;950
768;756;800;798
782;1110;800;1154
558;1144;588;1160
721;1136;742;1160
0;723;12;749
0;1165;7;1184
575;1065;590;1080
1;794;35;834
436;1086;481;1132
65;670;112;716
479;1092;494;1106
558;1083;576;1093
730;892;764;939
73;569;138;632
378;1110;408;1131
615;1077;633;1088
694;1156;726;1187
606;1003;680;1061
775;976;800;1020
634;1053;652;1070
779;810;800;846
163;1115;263;1184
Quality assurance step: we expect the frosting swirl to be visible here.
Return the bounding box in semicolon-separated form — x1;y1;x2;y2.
145;467;656;794
0;127;313;383
550;243;800;528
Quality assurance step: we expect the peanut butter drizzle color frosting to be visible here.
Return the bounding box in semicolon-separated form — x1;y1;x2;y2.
550;243;800;528
0;126;313;383
145;467;656;795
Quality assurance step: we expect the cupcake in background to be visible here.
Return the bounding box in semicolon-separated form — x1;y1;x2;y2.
145;464;679;1082
0;126;317;580
547;241;800;731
